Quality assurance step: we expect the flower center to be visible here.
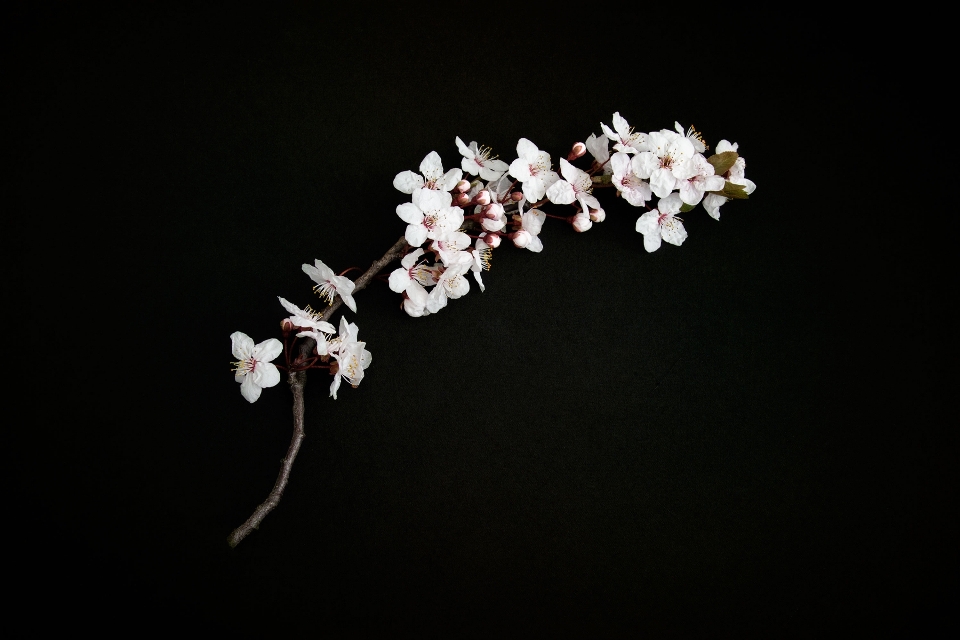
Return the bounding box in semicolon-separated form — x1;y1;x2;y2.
231;358;256;375
313;281;338;305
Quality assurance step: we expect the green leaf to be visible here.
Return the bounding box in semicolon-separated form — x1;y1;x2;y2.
706;151;738;176
717;181;749;200
679;202;696;213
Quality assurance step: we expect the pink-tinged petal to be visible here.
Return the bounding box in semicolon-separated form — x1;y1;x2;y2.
624;182;652;207
516;137;539;160
405;224;428;247
642;231;662;253
660;218;687;247
230;331;253;359
462;157;482;175
240;374;262;403
257;362;281;388
509;157;532;181
419;151;444;179
523;177;546;203
253;338;283;363
388;267;411;293
635;211;659;235
512;230;531;248
546;180;575;205
455;136;472;158
393;170;424;194
396;202;423;224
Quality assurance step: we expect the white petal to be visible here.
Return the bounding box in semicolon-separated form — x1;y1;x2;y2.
388;267;411;293
396;202;423;224
253;338;283;363
230;331;253;360
438;168;463;191
635;211;659;235
419;151;444;180
509;157;532;181
527;235;543;253
257;362;281;388
642;231;662;253
393;170;424;194
340;292;357;313
240;374;262;403
546;180;575;205
455;136;472;158
516;137;539;160
405;224;428;247
660;218;688;247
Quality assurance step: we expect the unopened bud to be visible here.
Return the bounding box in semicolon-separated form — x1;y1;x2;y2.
484;233;502;248
455;179;471;193
589;208;606;222
512;230;531;248
510;191;524;202
567;142;587;161
455;192;470;206
280;318;295;335
474;190;490;206
571;214;593;233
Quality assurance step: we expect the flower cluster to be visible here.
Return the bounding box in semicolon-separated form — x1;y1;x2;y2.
389;112;755;317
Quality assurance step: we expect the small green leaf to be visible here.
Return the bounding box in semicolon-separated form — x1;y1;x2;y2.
679;202;696;213
717;181;749;200
707;151;738;176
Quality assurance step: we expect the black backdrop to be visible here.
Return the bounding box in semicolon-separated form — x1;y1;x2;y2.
14;6;953;636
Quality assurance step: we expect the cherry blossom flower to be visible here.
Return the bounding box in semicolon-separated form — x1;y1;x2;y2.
600;112;648;154
393;151;463;194
508;138;560;203
396;188;465;247
635;193;687;253
635;130;696;198
511;205;546;252
302;259;357;313
230;331;283;403
456;137;509;181
470;234;493;292
546;158;603;216
426;261;471;314
676;154;725;206
388;248;440;292
327;317;372;400
431;231;474;267
278;296;336;334
610;151;652;207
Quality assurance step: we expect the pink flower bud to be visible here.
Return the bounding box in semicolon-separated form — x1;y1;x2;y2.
567;142;587;161
571;214;593;233
483;203;503;219
511;230;531;248
589;208;606;222
455;192;470;206
455;179;471;193
510;191;524;202
484;233;501;248
474;190;490;206
280;318;295;335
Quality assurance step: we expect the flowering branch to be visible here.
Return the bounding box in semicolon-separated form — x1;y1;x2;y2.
227;112;756;546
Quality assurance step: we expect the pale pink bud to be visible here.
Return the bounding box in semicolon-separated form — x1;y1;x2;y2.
475;190;491;206
510;191;524;202
589;208;606;223
484;233;502;248
455;179;471;193
483;203;503;219
280;318;295;336
454;192;470;206
511;230;531;248
571;214;592;233
567;142;587;161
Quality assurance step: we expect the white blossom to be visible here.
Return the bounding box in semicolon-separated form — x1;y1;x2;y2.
393;151;463;194
600;112;648;154
635;130;696;198
230;331;283;403
610;151;652;207
327;317;372;400
508;138;560;203
301;259;357;313
546;158;602;216
456;137;509;181
635;193;688;253
396;188;465;247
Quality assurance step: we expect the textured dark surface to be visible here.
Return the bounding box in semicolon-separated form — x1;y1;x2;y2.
17;6;953;636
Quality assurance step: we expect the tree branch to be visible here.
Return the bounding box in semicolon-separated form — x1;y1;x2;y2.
228;235;409;547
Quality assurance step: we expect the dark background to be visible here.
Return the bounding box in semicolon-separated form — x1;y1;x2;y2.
14;6;953;636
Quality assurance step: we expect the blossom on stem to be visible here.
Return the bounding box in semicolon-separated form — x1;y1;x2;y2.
396;188;465;247
600;112;648;154
677;153;725;206
546;158;602;215
635;193;687;253
426;261;471;314
456;137;509;181
278;296;336;355
302;259;357;313
635;130;696;198
675;121;708;153
393;151;463;194
508;138;560;203
610;151;652;207
327;317;372;400
230;331;283;403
